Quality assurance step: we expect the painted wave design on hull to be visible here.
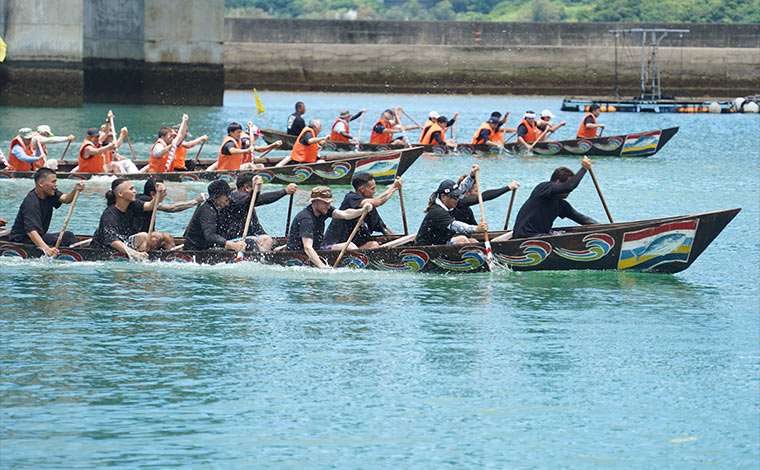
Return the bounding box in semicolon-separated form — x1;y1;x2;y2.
375;249;429;272
553;234;615;261
432;245;487;271
495;240;552;267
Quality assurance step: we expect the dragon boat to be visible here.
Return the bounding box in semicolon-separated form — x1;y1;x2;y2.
260;127;678;158
0;147;422;186
0;208;738;274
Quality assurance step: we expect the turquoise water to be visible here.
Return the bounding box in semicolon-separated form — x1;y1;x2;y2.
1;92;758;468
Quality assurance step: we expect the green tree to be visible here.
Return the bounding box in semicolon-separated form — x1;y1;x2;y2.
429;0;457;20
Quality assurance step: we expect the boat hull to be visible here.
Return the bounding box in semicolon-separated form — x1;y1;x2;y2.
261;127;679;157
0;209;739;274
0;148;422;185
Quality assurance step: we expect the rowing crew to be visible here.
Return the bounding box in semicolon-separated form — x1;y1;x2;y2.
5;157;598;266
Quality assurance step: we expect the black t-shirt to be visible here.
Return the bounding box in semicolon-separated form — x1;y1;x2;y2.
429;130;445;145
9;189;63;243
415;203;455;246
218;189;287;239
372;122;387;135
323;192;386;247
184;201;229;250
287;113;305;136
517;123;530;138
285;204;335;251
133;193;155;233
512;168;597;238
298;130;314;146
91;200;146;249
451;186;513;226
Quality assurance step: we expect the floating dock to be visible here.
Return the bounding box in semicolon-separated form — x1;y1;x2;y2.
561;98;735;113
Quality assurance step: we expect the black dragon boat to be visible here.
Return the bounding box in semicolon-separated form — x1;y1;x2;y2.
0;209;738;274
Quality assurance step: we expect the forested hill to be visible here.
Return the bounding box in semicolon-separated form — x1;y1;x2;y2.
226;0;759;23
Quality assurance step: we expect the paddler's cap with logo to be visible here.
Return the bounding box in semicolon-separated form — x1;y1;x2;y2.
36;125;53;136
540;109;556;119
437;179;463;198
18;128;34;139
308;186;336;203
208;179;233;199
524;110;537;119
340;110;351;119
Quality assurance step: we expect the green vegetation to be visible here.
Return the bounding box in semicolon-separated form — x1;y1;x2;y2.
226;0;759;22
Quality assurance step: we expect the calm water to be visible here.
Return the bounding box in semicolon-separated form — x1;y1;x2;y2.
1;92;758;468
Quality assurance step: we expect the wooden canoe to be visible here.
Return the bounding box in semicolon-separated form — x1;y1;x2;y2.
261;127;679;158
0;208;738;274
0;147;423;186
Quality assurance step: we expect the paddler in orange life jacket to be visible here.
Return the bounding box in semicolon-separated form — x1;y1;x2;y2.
330;109;365;143
7;128;44;172
370;108;419;146
77;127;121;174
147;123;186;173
30;125;76;171
170;124;208;172
97;121;138;175
420;116;457;149
488;111;517;145
205;122;282;172
420;111;458;145
516;111;543;151
471;117;502;148
576;104;605;139
275;118;328;168
536;109;566;140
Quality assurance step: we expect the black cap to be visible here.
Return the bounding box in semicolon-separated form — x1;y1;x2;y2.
208;180;232;199
487;117;500;124
87;128;100;137
437;179;463;198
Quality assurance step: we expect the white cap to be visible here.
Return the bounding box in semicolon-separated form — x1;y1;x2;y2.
540;109;556;119
429;110;439;119
36;125;54;136
524;111;537;119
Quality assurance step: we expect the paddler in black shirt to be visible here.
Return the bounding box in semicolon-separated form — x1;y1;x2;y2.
512;156;598;239
218;172;297;252
9;168;84;257
285;186;371;268
90;178;167;260
415;165;487;246
323;173;401;250
184;180;249;253
287;101;307;136
451;175;520;225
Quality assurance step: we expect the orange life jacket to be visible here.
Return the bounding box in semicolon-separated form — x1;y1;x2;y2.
472;123;494;145
240;132;253;164
217;135;242;171
370;119;392;145
330;118;350;143
290;127;319;163
78;139;103;173
148;138;172;173
576;112;598;139
169;131;188;170
420;123;443;145
492;129;504;144
518;119;541;143
29;139;47;169
8;137;40;171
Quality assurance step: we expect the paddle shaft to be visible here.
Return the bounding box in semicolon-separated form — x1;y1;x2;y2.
356;112;365;142
398;186;409;236
400;109;421;128
241;183;261;241
395;109;413;149
125;135;137;160
284;193;294;237
503;188;517;231
474;172;495;271
194;140;205;164
333;209;368;268
54;188;80;249
60;140;72;160
183;204;201;238
588;166;614;223
147;195;160;239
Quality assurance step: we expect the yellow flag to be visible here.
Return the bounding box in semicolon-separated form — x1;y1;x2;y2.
254;88;266;115
0;35;7;62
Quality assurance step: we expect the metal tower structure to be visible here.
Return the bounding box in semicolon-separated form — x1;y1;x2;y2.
609;28;690;100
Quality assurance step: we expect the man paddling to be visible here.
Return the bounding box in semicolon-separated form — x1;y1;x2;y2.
218;172;297;252
330;109;365;143
78;127;122;174
576;104;605;139
285;186;372;268
184;180;248;253
323;173;401;250
287;101;307;136
8;128;45;171
516;110;543;150
147;114;190;173
275;119;328;167
370;109;417;146
512;156;598;239
451;175;520;225
133;176;206;250
415;165;487;246
213;122;282;171
9;168;84;257
420;116;457;149
31;125;75;171
472;117;501;148
420;111;458;143
536;109;566;140
90;178;167;260
170;124;208;172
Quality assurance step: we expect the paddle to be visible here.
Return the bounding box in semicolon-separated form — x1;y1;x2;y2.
182;204;201;238
59;141;72;161
125;134;137;160
503;188;517;231
164;115;188;172
284;193;294;237
587;161;613;223
395;107;413;149
236;179;261;261
474;171;496;272
332;207;369;268
399;108;422;128
355;111;365;151
53;186;80;250
194;140;206;165
526;126;551;154
398;185;409;235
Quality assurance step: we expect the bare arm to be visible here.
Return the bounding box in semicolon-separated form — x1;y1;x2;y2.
27;230;57;257
302;237;327;268
333;203;372;220
59;182;85;203
110;240;148;260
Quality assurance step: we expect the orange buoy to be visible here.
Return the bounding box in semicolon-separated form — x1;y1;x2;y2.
699;106;708;113
600;105;607;112
584;105;590;112
608;105;616;112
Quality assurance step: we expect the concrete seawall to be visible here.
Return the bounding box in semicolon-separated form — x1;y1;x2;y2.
225;19;760;97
